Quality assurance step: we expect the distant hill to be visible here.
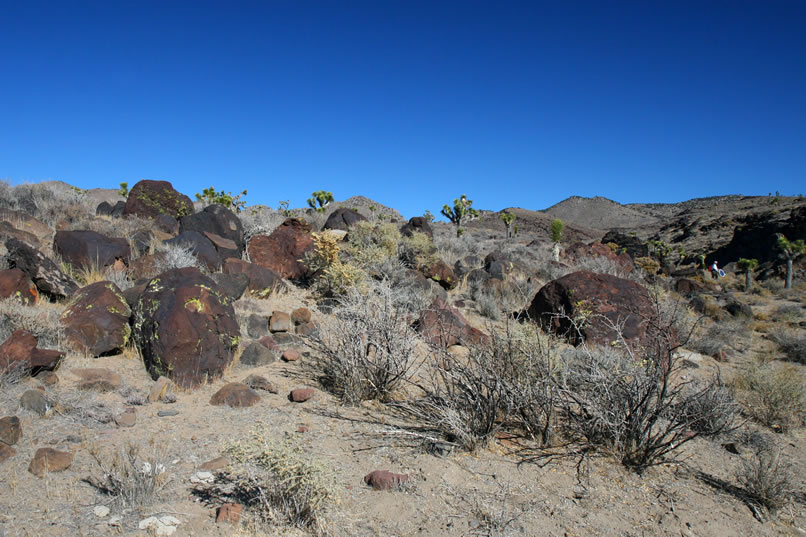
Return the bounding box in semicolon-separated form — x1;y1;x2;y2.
465;206;603;243
540;196;661;231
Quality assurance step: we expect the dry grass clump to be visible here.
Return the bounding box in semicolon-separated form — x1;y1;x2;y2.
305;279;422;404
240;206;288;242
736;447;798;514
0;297;65;349
734;362;806;431
154;242;201;273
768;327;806;364
0;180;95;227
224;426;339;532
86;441;171;511
689;318;751;357
399;231;440;269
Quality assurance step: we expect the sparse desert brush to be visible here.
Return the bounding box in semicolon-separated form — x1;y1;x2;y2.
736;446;797;515
154;241;201;273
634;256;660;276
399;231;439;269
224;425;339;532
769;327;806;364
0;181;95;227
0;297;65;349
305;278;422;404
772;303;804;323
690;317;751;358
343;220;400;266
434;232;481;266
241;206;287;242
304;231;367;297
86;440;171;511
734;361;806;431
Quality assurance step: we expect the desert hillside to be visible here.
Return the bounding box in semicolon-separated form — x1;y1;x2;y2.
0;180;803;537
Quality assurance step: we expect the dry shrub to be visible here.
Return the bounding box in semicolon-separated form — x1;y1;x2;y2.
0;298;65;349
240;206;287;242
769;327;806;364
154;242;200;273
305;279;421;404
734;362;805;431
0;181;95;227
399;231;439;269
224;426;339;532
736;447;797;514
690;318;751;357
87;441;171;511
343;221;400;269
304;232;367;297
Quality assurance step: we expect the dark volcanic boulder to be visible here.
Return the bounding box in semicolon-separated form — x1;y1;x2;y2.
420;260;458;290
4;238;78;299
211;272;249;302
247;218;314;280
400;217;433;238
601;231;649;260
179;204;245;253
163;231;220;271
417;297;487;347
96;200;126;217
59;282;131;356
0;330;64;375
0;268;38;304
528;271;654;347
0;221;41;249
709;206;806;265
203;232;240;261
123;180;194;220
323;208;366;231
54;230;131;269
133;267;240;388
223;259;286;297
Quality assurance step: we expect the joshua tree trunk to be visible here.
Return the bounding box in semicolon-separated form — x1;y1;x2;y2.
745;271;752;291
552;242;561;262
505;223;512;239
785;258;793;289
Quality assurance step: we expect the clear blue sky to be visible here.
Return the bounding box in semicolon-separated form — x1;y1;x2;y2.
1;1;804;218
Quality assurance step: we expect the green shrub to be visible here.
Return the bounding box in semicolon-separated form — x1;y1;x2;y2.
195;186;247;212
399;231;439;269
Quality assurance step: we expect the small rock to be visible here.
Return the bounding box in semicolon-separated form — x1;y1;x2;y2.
114;408;137;428
0;443;16;464
269;311;291;333
28;447;73;477
246;314;268;338
242;374;277;393
297;425;309;433
0;416;22;445
139;516;179;536
148;376;174;403
190;471;215;484
239;342;278;366
216;502;243;524
72;368;122;392
723;442;740;455
210;383;261;408
107;515;122;527
291;307;312;325
199;456;229;471
295;321;319;337
289;388;315;403
19;389;49;416
157;410;179;417
363;470;410;490
35;370;59;386
282;349;301;362
93;505;110;518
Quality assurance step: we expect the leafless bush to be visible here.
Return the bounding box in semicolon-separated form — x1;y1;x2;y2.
769;328;806;364
476;292;501;320
772;303;804;323
0;361;28;412
434;233;481;266
690;318;751;357
240;206;287;243
52;390;115;425
734;362;805;431
575;255;635;280
736;447;797;514
305;279;423;404
87;441;171;511
154;242;200;273
2;182;95;227
224;426;339;532
0;298;65;350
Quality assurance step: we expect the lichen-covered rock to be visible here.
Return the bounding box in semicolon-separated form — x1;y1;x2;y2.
133;267;240;388
420;260;458;290
247;218;313;280
528;270;654;347
60;281;131;356
54;230;131;270
0;268;38;304
123;180;194;220
4;238;78;299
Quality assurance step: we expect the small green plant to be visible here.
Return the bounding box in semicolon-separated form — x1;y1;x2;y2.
500;211;515;239
118;182;129;198
737;258;759;291
442;194;479;237
307;190;334;213
278;200;292;217
195;186;248;212
551;218;564;243
776;233;805;289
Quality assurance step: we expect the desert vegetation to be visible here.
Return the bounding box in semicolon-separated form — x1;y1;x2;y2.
0;180;803;536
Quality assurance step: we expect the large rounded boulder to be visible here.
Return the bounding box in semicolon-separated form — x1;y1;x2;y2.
179;204;245;253
60;281;131;356
133;267;240;388
54;230;131;270
527;270;654;347
123;180;194;220
4;238;78;299
323;208;366;231
247;218;314;280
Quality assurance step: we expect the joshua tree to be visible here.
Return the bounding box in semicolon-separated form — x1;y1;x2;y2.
737;257;758;291
442;194;479;237
500;211;515;239
307;190;334;213
118;182;129;198
777;234;805;289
